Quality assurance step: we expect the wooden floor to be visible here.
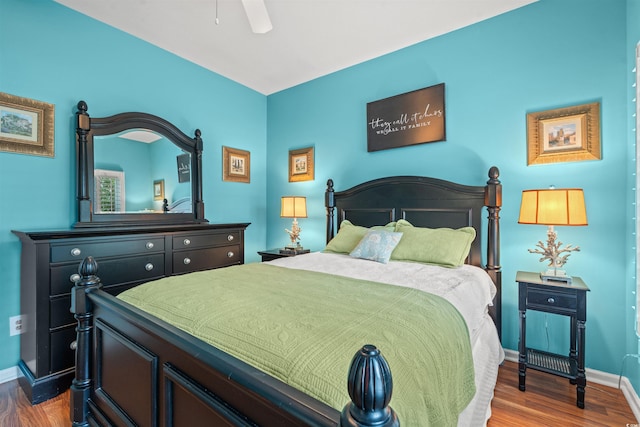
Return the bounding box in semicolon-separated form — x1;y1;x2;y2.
0;361;636;426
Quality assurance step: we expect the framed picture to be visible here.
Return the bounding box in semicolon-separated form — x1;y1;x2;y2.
223;146;250;183
526;102;601;165
288;147;314;182
0;92;55;157
366;83;445;152
153;179;165;200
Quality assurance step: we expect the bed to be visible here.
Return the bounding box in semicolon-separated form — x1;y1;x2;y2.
70;167;503;426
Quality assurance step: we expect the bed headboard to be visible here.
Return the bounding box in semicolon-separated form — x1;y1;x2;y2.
325;166;502;337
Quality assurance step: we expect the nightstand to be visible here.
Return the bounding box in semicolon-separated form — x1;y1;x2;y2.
258;248;310;262
516;271;590;408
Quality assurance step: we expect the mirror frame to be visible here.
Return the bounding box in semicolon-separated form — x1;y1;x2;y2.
74;100;207;228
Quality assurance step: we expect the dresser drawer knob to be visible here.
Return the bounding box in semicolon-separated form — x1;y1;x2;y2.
547;297;555;304
227;234;234;241
69;273;81;283
183;257;191;265
183;238;191;246
145;263;154;271
70;248;81;257
146;242;155;249
227;251;234;258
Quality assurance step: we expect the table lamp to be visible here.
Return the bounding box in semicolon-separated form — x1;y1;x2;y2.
518;187;587;283
280;196;307;252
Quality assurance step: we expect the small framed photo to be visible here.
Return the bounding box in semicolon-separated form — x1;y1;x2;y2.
526;102;601;165
153;179;165;200
223;146;250;183
288;147;314;182
0;92;55;157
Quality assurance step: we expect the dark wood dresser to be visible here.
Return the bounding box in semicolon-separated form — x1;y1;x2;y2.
12;223;249;404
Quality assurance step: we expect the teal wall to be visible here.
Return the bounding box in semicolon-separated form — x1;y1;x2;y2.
0;0;267;371
626;0;640;392
267;0;637;389
1;0;639;399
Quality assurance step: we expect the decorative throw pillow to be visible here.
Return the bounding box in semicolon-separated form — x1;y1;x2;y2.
349;230;404;264
391;220;476;267
324;220;396;254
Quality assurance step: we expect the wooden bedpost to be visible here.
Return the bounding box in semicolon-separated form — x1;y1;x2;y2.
341;345;399;427
70;257;101;427
326;179;336;243
484;166;502;340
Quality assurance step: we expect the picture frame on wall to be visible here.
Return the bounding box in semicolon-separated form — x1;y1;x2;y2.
153;179;165;201
526;102;601;165
223;146;250;183
0;92;55;157
288;147;314;182
366;83;446;152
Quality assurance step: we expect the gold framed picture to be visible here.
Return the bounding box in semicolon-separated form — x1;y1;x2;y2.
288;147;314;182
526;102;601;165
0;92;55;157
223;146;250;183
153;179;165;201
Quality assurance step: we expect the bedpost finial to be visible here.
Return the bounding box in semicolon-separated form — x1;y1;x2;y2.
79;256;99;278
77;100;87;113
327;179;334;191
487;166;500;184
195;128;201;138
340;345;399;427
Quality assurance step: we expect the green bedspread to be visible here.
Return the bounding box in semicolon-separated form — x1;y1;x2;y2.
118;263;475;426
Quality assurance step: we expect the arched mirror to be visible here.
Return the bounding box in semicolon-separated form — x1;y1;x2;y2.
74;100;207;227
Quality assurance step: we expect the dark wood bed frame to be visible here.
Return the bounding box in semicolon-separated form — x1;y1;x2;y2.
70;167;501;426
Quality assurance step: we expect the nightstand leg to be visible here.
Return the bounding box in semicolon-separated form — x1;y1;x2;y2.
569;314;577;385
576;319;586;408
518;309;526;391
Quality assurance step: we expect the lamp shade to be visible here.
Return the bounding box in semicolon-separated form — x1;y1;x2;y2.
281;196;307;218
518;188;587;226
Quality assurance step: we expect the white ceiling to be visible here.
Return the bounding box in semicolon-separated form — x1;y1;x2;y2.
54;0;536;95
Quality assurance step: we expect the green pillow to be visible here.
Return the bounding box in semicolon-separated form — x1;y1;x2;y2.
391;219;476;267
324;220;396;254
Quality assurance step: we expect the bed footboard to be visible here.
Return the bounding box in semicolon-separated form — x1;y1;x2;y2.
70;257;399;427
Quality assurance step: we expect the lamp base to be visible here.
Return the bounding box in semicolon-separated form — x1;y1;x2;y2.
540;268;572;284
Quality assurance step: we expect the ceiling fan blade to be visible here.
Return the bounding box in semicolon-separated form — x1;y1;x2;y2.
240;0;273;34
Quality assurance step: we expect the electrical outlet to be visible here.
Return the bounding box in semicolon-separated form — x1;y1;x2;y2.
9;315;25;336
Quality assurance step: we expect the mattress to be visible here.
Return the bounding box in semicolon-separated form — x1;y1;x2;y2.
268;252;505;426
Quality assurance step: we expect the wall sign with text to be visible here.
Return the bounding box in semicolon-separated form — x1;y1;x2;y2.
366;83;445;152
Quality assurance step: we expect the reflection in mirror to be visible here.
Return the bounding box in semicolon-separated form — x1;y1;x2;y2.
74;100;206;228
93;129;192;214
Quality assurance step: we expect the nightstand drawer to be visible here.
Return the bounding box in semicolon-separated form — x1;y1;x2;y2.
527;288;576;313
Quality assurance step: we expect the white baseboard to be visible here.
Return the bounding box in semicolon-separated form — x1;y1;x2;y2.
504;349;640;422
0;365;20;385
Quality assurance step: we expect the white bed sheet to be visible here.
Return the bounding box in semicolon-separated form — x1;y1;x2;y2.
267;252;504;426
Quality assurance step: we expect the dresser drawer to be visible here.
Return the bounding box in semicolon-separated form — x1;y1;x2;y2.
173;231;240;250
173;245;241;274
527;288;576;313
50;296;75;328
50;253;166;295
51;236;165;263
50;326;76;373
